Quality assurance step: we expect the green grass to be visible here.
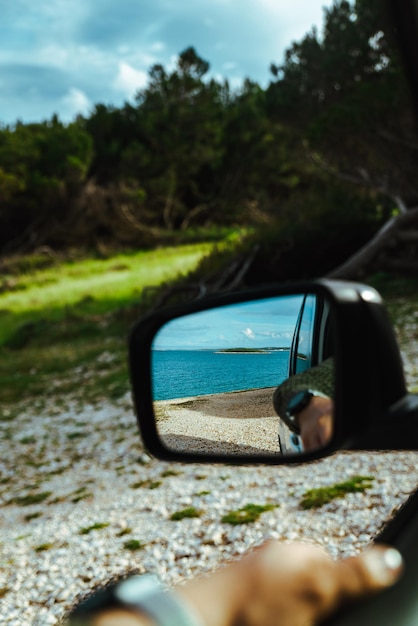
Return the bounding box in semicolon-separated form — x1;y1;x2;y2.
170;507;203;521
221;503;278;525
160;469;182;478
0;243;215;346
130;479;162;490
34;543;54;552
299;475;375;510
11;491;52;506
1;244;412;411
79;522;110;535
123;539;145;551
24;512;43;522
0;241;220;407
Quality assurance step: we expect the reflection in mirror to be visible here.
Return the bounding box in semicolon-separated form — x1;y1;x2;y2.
151;294;335;458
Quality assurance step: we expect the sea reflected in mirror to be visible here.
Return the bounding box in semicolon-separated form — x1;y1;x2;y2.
151;294;335;457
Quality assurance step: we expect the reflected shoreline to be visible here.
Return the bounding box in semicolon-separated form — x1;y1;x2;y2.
154;387;281;455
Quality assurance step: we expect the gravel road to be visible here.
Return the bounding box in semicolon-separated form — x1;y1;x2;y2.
1;335;417;625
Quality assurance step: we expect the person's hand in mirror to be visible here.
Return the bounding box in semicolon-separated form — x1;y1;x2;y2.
294;392;334;451
71;541;403;626
273;357;335;452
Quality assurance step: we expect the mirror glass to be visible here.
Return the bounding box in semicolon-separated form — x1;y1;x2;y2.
151;293;335;458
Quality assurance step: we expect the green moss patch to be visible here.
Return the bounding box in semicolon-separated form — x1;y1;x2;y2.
160;469;182;478
24;512;43;522
11;491;52;506
170;507;203;521
123;539;145;551
221;503;278;525
300;475;375;510
79;522;110;535
34;543;54;552
130;479;162;490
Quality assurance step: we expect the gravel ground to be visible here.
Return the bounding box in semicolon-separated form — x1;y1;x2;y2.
1;337;417;625
157;388;281;454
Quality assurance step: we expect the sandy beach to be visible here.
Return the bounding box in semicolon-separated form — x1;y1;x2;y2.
155;387;281;455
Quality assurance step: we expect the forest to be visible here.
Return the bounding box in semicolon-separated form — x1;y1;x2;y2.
1;0;418;281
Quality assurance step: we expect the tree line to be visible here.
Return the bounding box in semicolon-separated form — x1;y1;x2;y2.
1;0;417;276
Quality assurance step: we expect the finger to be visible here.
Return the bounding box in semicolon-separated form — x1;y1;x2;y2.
335;545;403;602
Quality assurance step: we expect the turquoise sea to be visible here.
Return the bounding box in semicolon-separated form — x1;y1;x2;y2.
152;349;290;401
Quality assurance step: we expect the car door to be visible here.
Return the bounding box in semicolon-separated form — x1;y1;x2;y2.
279;294;332;453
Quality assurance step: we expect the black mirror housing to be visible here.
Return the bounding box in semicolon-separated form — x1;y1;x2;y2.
129;279;407;464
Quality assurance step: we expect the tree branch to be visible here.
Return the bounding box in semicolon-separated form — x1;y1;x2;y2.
327;207;418;279
306;150;409;213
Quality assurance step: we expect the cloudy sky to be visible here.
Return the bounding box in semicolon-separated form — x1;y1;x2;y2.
153;296;304;350
1;0;333;126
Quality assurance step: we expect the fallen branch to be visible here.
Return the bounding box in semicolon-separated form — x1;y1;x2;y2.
328;207;418;279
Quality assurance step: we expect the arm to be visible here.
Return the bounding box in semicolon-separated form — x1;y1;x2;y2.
273;357;335;427
71;541;403;626
273;358;335;450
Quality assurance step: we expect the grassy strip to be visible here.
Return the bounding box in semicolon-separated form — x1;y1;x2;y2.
0;240;227;409
0;242;217;346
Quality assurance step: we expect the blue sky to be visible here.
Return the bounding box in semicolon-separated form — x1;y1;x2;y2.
153;295;304;350
1;0;333;126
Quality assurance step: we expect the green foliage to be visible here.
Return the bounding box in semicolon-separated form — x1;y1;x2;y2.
2;4;410;258
170;507;203;521
267;0;417;208
11;491;52;506
130;480;162;490
221;503;278;525
79;522;110;535
34;543;54;552
0;117;93;251
300;476;375;509
0;242;216;407
245;178;386;282
160;469;182;478
24;512;43;521
123;539;145;551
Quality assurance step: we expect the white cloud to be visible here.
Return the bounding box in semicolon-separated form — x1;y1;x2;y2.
242;328;255;340
61;88;91;119
1;0;335;124
114;62;148;98
150;41;166;53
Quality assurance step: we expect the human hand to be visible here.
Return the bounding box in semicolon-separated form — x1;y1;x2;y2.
83;541;403;626
298;396;334;451
176;541;403;626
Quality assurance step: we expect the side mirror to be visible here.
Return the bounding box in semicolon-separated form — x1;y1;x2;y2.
129;279;409;464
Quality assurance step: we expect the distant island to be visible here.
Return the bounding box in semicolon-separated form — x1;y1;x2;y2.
216;347;290;354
